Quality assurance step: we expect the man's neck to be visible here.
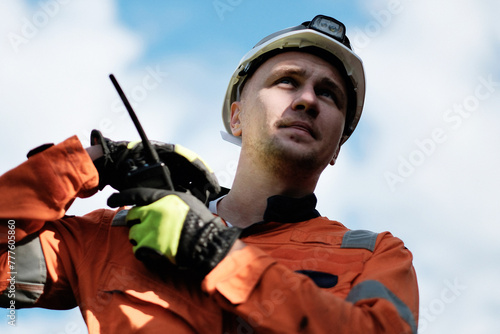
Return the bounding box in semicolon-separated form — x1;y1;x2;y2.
216;155;320;229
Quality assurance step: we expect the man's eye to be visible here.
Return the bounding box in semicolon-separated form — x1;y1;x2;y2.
276;77;294;85
318;89;335;100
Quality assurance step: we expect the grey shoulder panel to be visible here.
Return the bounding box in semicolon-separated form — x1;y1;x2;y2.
346;280;417;334
111;209;129;226
0;234;47;308
341;229;378;252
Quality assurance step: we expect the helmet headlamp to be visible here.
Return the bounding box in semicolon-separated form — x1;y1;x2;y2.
307;15;351;50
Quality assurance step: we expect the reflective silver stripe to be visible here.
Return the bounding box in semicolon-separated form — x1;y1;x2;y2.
341;229;378;252
0;234;46;308
346;280;417;334
112;209;130;226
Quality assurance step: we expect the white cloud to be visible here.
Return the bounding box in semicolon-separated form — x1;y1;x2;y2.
0;0;142;173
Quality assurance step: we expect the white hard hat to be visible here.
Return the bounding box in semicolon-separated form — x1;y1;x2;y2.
221;15;366;146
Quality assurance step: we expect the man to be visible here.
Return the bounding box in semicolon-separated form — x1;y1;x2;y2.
0;15;419;333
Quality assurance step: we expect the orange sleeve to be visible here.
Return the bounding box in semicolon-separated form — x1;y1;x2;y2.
0;135;98;222
203;235;418;334
0;136;99;307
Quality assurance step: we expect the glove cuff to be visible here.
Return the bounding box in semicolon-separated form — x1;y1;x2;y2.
176;216;242;277
90;129;130;190
91;130;114;190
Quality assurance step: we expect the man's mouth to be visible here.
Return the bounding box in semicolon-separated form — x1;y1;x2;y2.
279;121;316;139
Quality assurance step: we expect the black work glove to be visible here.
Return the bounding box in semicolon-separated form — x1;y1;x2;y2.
90;130;220;204
108;188;241;277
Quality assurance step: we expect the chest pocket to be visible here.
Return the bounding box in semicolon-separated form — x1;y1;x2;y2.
95;262;222;333
286;229;379;296
295;270;339;288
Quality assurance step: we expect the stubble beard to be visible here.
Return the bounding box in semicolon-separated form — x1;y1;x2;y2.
249;134;324;179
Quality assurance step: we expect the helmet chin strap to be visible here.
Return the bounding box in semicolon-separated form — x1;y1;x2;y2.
220;131;242;146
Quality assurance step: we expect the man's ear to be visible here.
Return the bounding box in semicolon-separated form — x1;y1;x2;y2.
329;145;342;166
230;101;243;137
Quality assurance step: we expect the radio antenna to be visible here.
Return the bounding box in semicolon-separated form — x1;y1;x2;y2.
109;74;160;164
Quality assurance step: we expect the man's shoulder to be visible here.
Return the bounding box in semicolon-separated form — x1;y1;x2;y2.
297;217;380;252
42;208;123;238
306;217;409;253
60;208;120;226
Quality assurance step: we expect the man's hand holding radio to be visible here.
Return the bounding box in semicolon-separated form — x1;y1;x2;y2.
89;129;220;204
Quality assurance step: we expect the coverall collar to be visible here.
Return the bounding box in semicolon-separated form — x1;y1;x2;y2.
263;193;320;224
213;188;321;228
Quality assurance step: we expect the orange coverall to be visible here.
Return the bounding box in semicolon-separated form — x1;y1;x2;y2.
0;136;419;333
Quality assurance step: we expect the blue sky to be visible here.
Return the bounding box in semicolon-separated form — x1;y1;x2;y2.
114;1;365;56
1;1;500;333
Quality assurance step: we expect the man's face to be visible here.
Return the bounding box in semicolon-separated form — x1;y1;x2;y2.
230;51;348;172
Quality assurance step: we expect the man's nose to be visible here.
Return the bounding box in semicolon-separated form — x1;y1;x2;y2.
291;86;319;118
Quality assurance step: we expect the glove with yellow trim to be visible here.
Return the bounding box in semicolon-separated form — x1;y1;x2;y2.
107;188;241;276
90;130;220;203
